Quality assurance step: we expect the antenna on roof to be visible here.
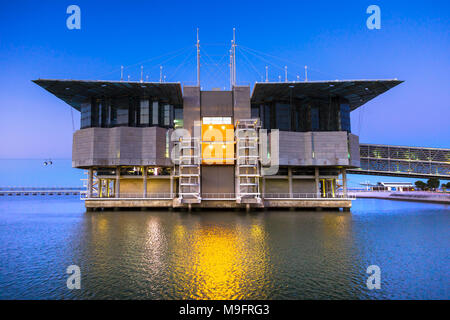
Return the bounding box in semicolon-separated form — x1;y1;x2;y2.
230;28;236;88
233;28;236;86
160;66;163;83
128;75;130;81
304;65;308;82
196;28;200;87
120;66;123;81
140;66;144;83
265;66;268;82
146;75;149;82
285;66;288;82
229;48;233;89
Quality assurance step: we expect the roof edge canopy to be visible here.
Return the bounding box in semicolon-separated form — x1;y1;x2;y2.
33;79;183;111
250;79;403;110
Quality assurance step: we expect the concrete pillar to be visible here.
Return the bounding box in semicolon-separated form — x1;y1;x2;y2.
342;169;348;198
98;178;103;198
262;177;266;198
143;166;147;198
87;168;93;198
288;167;293;198
170;174;174;198
315;167;320;198
115;167;120;198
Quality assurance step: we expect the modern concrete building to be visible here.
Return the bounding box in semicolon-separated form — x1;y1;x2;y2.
33;78;402;210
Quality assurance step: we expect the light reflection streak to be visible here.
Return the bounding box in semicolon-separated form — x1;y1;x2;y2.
170;219;271;300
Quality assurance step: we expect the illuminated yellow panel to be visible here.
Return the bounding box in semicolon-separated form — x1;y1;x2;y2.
201;122;234;165
201;124;234;142
201;142;234;165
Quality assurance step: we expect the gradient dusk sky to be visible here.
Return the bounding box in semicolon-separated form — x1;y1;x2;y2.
0;0;449;159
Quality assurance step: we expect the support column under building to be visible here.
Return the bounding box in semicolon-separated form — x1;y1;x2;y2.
143;166;147;198
262;177;266;198
315;167;320;198
115;167;120;198
170;174;174;198
341;169;348;198
87;168;93;198
288;167;293;198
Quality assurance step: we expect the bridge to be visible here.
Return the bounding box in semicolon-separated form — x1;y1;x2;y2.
0;187;83;196
348;144;450;179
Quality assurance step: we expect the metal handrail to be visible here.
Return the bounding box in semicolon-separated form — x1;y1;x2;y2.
263;193;356;199
80;192;355;200
81;192;174;200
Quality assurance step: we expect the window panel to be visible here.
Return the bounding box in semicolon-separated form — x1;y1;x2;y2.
140;99;149;125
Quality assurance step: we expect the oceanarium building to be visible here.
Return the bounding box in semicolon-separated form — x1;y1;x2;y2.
34;77;401;210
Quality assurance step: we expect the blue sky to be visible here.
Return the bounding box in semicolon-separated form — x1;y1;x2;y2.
0;0;449;174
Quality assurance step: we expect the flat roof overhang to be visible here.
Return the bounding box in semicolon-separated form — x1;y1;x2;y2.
32;79;183;111
251;79;403;110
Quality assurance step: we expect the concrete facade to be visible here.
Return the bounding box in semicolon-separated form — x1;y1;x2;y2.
278;131;359;167
72;126;172;168
233;86;251;120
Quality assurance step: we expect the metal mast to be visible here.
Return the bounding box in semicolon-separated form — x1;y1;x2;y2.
229;48;233;89
196;28;200;87
230;28;237;88
233;28;236;86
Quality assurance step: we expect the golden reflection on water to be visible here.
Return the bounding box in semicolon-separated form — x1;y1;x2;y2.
171;218;271;300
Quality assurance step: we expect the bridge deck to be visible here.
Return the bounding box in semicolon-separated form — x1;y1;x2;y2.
349;144;450;179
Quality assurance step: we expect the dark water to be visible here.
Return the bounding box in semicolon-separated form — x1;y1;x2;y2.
0;197;448;300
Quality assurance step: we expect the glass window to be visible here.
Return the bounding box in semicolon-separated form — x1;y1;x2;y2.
311;106;319;131
251;106;259;119
80;102;91;129
276;103;290;131
263;105;271;129
140;99;150;125
294;104;303;132
340;103;351;132
116;98;129;126
109;99;117;127
174;106;183;128
163;104;172;127
152;101;159;125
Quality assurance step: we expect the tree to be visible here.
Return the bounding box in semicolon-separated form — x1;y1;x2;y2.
415;180;426;190
447;182;450;189
441;184;447;192
427;178;440;190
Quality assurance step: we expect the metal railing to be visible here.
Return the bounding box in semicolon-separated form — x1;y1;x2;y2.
202;193;236;200
80;192;355;200
0;186;83;196
81;192;174;200
263;193;356;200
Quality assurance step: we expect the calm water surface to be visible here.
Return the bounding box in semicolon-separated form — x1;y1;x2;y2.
0;197;448;299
